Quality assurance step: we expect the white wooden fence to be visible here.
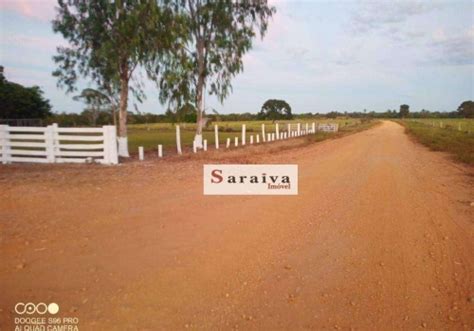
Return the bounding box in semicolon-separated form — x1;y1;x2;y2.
0;124;118;165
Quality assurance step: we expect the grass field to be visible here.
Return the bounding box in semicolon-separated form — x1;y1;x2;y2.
396;119;474;164
404;118;474;132
128;118;362;153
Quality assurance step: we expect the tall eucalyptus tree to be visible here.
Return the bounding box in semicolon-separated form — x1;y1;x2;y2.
53;0;182;156
158;0;275;148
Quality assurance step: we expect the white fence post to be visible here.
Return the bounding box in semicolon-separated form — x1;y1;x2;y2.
305;123;309;134
287;123;291;138
312;122;316;133
261;124;266;142
250;135;254;144
203;139;207;151
158;144;163;158
193;141;197;153
176;125;182;155
45;125;55;163
214;125;219;149
102;125;111;164
110;125;118;164
226;138;231;148
103;125;111;164
0;125;9;164
275;123;279;140
297;123;301;136
256;134;260;143
103;125;118;165
234;137;239;147
52;123;60;162
242;124;246;145
138;146;144;161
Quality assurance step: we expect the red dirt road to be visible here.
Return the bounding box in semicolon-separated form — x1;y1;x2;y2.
1;121;473;330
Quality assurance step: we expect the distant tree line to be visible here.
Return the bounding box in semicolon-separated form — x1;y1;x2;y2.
5;107;472;127
41;104;472;128
2;72;472;126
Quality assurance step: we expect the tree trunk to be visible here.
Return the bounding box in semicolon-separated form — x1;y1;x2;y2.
111;104;117;127
117;65;130;157
106;86;117;127
194;75;205;148
194;38;205;149
92;107;98;126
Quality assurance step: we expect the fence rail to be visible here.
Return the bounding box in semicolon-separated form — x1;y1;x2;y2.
0;124;118;165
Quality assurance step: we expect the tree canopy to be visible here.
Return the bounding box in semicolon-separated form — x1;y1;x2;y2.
258;99;292;121
399;104;410;118
52;0;274;151
52;0;181;156
158;0;275;147
457;100;474;118
0;67;52;119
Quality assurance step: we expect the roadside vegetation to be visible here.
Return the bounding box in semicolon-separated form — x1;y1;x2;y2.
396;119;474;165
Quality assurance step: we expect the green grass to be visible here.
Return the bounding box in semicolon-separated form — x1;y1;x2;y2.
396;119;474;165
404;118;474;132
128;118;362;153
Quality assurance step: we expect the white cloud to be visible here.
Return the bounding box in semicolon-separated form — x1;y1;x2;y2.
350;0;440;34
426;27;474;65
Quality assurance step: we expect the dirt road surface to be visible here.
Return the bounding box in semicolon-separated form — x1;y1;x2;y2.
1;121;473;330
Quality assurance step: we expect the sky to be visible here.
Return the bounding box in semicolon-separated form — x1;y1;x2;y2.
0;0;473;115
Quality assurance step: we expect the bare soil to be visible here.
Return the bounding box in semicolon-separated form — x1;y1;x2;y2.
1;121;473;330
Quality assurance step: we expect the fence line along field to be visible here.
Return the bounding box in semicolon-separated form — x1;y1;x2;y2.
405;118;474;131
128;118;361;153
397;118;474;164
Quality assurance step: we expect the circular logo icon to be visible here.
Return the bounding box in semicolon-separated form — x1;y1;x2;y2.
14;302;59;315
48;303;59;314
